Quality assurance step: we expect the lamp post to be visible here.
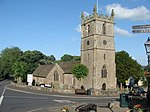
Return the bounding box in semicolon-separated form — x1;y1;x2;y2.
144;37;150;107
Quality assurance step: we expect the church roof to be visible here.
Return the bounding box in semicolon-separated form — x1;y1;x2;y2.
33;61;81;78
33;64;55;78
59;61;80;74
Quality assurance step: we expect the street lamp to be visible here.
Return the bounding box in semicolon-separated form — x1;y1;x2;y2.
144;37;150;107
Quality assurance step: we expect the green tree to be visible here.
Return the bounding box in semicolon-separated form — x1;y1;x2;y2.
0;47;23;79
12;62;28;82
72;64;89;80
116;51;144;85
39;55;56;65
21;50;45;73
0;58;5;80
61;54;80;62
61;54;73;62
72;56;81;61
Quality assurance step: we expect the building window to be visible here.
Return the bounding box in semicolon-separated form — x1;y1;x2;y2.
73;77;75;85
101;65;107;78
87;40;90;45
87;53;89;61
54;71;59;81
104;54;106;60
87;25;90;35
102;22;106;35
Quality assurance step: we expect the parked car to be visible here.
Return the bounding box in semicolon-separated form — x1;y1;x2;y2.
132;86;146;96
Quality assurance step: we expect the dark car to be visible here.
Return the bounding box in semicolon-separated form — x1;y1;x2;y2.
132;86;146;96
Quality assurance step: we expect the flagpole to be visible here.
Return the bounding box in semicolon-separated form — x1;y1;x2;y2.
97;0;98;13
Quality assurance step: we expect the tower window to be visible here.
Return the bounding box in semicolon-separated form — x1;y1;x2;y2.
87;40;90;45
87;25;90;35
54;71;59;81
104;54;106;60
102;22;106;35
87;53;89;60
101;65;107;78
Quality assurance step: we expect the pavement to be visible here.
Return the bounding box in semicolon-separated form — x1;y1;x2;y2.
58;103;128;112
53;105;128;112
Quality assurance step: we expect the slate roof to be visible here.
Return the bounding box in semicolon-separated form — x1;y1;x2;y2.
33;64;55;78
33;61;81;78
59;61;80;74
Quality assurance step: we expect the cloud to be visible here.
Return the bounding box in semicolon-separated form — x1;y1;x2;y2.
106;3;150;21
83;11;90;17
115;26;132;37
75;24;81;33
71;36;79;42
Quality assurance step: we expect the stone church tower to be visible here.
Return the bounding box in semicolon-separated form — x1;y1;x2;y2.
81;5;116;90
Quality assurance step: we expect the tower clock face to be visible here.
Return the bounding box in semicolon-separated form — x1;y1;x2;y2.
103;40;107;45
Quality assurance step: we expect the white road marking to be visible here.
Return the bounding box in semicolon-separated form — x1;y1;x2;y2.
27;108;43;112
54;100;76;104
0;86;7;106
0;96;4;105
7;87;33;94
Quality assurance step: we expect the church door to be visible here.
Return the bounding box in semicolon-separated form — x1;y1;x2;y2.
102;83;106;90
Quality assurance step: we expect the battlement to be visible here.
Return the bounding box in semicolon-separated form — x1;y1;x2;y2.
81;4;114;24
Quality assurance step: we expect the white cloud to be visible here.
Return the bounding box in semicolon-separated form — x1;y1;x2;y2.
71;36;79;42
83;11;90;17
106;3;150;21
115;26;132;37
75;24;81;33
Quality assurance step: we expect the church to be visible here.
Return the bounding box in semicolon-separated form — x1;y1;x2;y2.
33;5;116;91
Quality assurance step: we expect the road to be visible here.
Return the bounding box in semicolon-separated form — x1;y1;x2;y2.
0;80;118;112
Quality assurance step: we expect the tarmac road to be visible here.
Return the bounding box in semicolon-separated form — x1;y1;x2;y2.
0;80;128;112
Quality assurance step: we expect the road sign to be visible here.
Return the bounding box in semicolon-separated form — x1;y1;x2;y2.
27;74;33;86
132;25;150;29
132;29;150;33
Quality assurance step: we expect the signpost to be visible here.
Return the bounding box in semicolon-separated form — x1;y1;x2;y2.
132;24;150;29
132;25;150;109
132;29;150;33
132;24;150;33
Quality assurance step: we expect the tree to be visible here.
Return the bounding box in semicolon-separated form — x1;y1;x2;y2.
39;55;56;65
12;62;28;82
72;64;89;80
61;54;73;62
72;56;81;61
20;50;45;73
0;47;23;79
116;51;144;86
61;54;81;62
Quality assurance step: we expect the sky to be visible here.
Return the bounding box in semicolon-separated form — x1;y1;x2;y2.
0;0;150;66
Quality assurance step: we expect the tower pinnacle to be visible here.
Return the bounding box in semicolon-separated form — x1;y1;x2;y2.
81;12;84;20
111;9;115;17
93;4;97;14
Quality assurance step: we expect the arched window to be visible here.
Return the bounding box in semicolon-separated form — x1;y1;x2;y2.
54;71;59;81
104;54;106;60
102;83;106;90
102;22;106;35
87;53;89;60
87;25;90;35
101;65;107;78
